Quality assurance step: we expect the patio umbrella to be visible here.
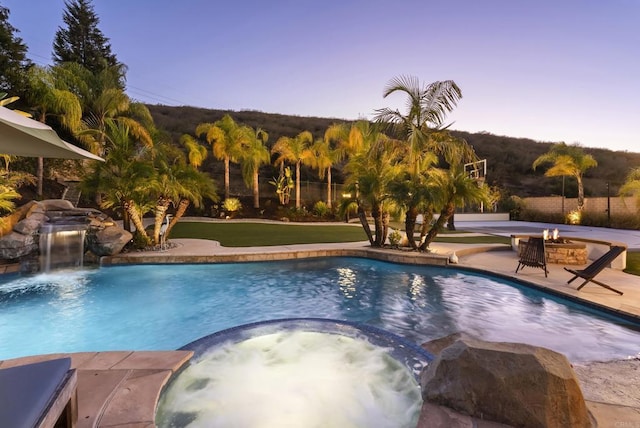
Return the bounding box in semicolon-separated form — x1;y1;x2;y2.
0;106;104;161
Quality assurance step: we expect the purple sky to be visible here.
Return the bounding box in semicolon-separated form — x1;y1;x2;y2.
4;0;639;153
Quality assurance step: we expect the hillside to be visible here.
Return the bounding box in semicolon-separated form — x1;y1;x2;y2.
147;104;640;199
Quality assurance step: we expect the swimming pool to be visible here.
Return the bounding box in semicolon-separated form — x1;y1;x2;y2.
0;257;638;362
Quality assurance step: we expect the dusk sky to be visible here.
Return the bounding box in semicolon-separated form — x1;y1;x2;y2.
4;0;639;153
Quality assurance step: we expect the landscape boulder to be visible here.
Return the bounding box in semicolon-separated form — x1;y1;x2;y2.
0;231;38;259
420;337;592;428
85;223;132;256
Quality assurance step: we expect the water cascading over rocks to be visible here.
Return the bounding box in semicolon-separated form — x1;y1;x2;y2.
0;199;132;272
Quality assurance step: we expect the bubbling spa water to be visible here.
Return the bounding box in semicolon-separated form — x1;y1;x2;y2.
156;319;432;428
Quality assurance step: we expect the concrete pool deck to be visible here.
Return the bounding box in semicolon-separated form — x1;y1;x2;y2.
2;219;640;426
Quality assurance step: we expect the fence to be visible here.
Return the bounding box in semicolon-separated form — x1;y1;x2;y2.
227;180;348;205
522;196;639;216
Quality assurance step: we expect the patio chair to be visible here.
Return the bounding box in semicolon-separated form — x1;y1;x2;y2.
564;246;625;295
0;357;78;428
515;237;548;277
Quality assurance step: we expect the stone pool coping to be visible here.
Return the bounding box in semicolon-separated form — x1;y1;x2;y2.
3;238;640;426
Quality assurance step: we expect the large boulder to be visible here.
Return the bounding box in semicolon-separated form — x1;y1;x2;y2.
85;224;132;256
421;337;592;428
13;212;47;235
0;231;38;259
0;201;43;237
38;199;75;211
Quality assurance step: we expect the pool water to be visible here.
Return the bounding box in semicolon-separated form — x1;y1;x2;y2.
0;257;639;361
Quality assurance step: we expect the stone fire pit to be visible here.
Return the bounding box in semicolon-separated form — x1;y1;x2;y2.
516;237;587;265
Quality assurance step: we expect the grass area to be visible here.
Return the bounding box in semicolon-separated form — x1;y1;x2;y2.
170;222;367;247
432;235;511;245
170;221;512;247
624;251;640;276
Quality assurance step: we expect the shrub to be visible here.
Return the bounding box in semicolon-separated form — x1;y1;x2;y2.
519;209;565;224
313;201;330;217
222;198;242;213
388;229;402;248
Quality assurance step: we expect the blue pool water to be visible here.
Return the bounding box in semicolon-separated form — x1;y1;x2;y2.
0;257;639;362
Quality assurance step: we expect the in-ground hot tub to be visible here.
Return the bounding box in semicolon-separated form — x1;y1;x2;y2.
155;318;433;428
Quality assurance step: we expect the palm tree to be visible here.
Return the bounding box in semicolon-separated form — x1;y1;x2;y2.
180;134;208;168
310;125;346;208
374;76;462;171
271;130;314;209
618;167;640;212
532;142;598;212
196;114;247;200
24;65;83;197
343;123;403;246
419;165;490;250
373;76;463;247
81;119;154;235
54;63;153;155
240;127;270;209
162;161;218;240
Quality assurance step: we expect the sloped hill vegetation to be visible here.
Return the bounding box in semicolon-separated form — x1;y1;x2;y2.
148;104;640;200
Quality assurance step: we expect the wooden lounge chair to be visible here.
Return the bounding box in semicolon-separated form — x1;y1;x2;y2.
515;237;548;277
564;246;625;295
0;357;78;428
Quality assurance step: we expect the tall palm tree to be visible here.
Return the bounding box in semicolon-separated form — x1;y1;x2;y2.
309;124;350;209
373;76;463;247
271;130;314;209
240;127;270;209
196;114;247;200
25;65;83;197
532;142;598;212
374;76;462;172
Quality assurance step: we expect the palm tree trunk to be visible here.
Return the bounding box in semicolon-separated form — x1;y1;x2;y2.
125;200;150;246
327;167;332;208
295;161;301;209
405;206;419;250
122;206;131;232
37;157;44;198
447;212;456;231
357;205;374;245
419;207;433;243
421;203;455;250
153;200;170;245
253;170;260;209
224;156;230;200
381;211;390;246
372;202;384;247
577;174;585;211
165;199;189;238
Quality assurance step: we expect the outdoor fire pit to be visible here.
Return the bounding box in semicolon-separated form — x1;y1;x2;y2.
517;237;587;265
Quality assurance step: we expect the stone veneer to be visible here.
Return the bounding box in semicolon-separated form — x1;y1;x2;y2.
518;240;588;265
100;247;451;267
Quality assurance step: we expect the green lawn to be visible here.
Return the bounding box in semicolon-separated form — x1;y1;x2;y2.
624;251;640;276
170;221;512;247
170;222;367;247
